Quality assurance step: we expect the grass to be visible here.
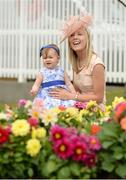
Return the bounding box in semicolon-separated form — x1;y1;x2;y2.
106;85;125;105
0;86;125;109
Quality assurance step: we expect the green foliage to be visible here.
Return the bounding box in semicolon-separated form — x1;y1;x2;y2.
1;97;126;179
98;121;126;178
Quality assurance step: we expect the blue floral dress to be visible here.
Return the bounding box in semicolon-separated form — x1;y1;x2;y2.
34;66;75;109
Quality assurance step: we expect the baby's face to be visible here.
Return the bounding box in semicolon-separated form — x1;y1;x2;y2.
42;48;59;69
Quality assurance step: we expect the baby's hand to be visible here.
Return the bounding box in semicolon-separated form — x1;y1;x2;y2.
30;89;37;96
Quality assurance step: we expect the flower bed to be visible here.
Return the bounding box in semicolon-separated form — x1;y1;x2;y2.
0;97;126;179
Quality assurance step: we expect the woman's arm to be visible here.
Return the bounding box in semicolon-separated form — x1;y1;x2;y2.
64;71;76;93
75;64;105;103
30;73;43;96
50;64;105;103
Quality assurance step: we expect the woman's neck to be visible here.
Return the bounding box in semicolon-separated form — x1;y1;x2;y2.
76;50;87;63
76;50;87;71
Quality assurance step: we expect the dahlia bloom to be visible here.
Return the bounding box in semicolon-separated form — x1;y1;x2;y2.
12;119;30;136
26;138;41;157
53;138;73;159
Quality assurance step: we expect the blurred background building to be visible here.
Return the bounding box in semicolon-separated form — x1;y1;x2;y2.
0;0;126;84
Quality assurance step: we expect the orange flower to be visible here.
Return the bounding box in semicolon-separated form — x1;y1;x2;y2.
115;102;126;121
91;124;101;135
58;105;66;111
120;117;126;130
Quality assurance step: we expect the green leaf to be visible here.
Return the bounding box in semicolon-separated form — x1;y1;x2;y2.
70;162;81;176
113;147;123;160
102;141;115;149
46;160;57;174
15;157;23;162
116;164;126;178
28;168;34;177
113;153;123;160
102;161;115;172
57;166;71;179
99;121;120;140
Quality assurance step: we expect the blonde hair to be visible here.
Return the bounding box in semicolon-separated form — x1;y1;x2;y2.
68;28;94;73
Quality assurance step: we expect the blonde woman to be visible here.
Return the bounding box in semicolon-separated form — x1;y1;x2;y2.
50;13;106;110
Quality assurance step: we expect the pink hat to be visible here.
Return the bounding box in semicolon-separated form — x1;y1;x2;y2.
60;12;93;43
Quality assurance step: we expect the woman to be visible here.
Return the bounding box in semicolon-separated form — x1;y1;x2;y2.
50;13;106;110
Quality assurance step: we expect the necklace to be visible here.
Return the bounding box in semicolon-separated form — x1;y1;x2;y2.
77;61;87;72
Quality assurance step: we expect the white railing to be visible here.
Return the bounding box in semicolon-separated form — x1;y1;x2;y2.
0;0;126;83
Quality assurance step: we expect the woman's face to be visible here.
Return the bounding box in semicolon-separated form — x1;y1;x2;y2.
68;28;88;52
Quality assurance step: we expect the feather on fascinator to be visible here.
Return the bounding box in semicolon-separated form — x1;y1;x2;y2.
60;12;93;43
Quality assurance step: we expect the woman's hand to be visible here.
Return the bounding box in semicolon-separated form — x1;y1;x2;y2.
49;88;73;100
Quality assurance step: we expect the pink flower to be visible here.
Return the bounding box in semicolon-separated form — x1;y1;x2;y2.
50;125;68;143
67;127;78;135
84;153;97;167
33;98;44;108
80;134;90;144
72;140;88;161
74;101;87;109
27;117;39;127
88;136;101;151
18;99;27;107
53;138;73;159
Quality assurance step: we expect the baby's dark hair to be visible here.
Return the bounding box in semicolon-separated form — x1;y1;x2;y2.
40;44;60;57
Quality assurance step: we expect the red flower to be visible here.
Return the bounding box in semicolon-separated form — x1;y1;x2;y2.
91;124;101;135
0;126;10;144
53;138;73;159
84;153;97;167
58;105;66;111
50;125;68;143
72;140;88;161
88;136;101;151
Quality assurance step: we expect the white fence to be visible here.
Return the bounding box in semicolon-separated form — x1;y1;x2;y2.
0;0;126;83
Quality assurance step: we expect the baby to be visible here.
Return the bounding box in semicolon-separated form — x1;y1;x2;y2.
30;44;76;109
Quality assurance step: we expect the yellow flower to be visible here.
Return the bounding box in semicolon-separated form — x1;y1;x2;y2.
86;101;97;109
26;139;41;157
36;127;46;138
82;109;90;116
12;119;30;136
51;107;61;114
77;110;83;122
32;127;46;139
32;110;39;118
41;109;57;126
31;127;37;139
104;105;112;116
66;107;79;117
112;96;125;109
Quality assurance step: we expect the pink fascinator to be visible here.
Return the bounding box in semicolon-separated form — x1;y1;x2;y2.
60;12;93;43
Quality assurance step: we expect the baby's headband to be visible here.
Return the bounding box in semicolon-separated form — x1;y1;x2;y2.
60;11;93;43
40;44;60;57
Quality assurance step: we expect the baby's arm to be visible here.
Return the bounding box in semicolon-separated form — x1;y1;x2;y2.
64;72;76;93
30;73;43;96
